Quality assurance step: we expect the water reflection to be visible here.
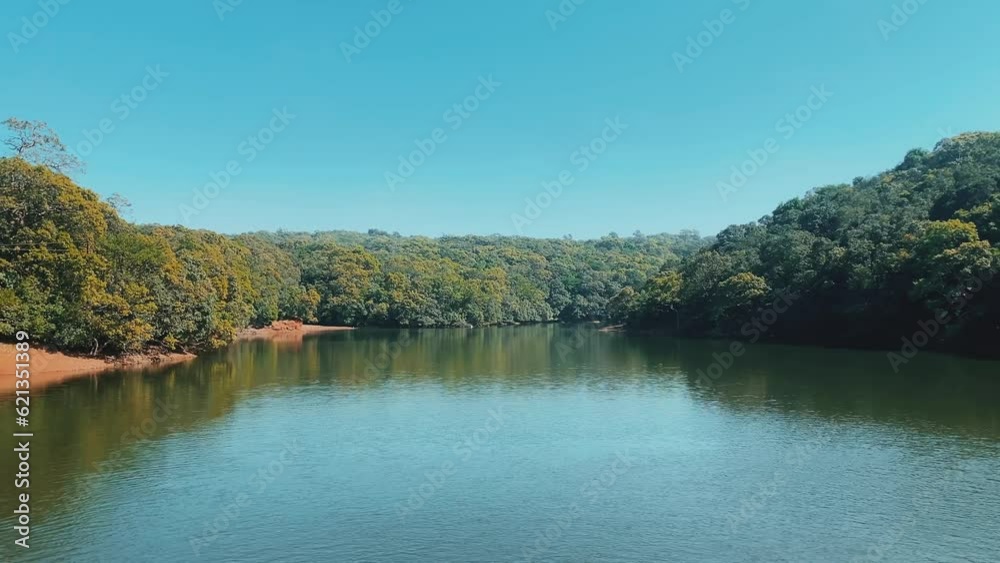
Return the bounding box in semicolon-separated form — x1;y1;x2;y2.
1;324;998;555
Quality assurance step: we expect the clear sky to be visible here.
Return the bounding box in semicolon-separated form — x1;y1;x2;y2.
3;0;1000;238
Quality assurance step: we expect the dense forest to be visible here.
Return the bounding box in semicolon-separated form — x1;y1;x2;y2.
2;118;999;358
615;132;1000;358
0;119;706;354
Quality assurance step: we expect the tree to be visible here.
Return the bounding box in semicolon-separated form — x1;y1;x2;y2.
2;118;84;174
712;272;769;331
640;271;683;327
627;131;1000;355
607;286;639;324
908;220;994;309
106;193;133;220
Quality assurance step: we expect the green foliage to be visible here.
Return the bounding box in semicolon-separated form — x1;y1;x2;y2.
713;272;769;325
277;230;705;328
628;132;1000;356
616;270;684;328
0;158;319;353
8;116;997;359
0;155;707;352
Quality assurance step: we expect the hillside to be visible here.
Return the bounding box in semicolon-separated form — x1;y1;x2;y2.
3;131;999;359
618;133;1000;358
0;155;706;354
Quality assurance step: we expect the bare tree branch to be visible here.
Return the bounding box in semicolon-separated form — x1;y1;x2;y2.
2;117;85;174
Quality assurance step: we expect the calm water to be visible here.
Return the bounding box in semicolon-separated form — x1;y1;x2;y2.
2;325;1000;562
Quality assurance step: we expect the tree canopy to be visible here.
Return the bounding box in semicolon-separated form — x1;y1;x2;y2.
620;132;1000;357
3;118;998;359
0;146;706;353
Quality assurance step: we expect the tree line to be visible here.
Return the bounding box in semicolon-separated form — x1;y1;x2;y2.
613;132;1000;358
0;119;707;354
3;118;998;358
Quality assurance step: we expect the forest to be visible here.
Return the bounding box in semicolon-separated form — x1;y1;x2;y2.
1;118;998;358
0;119;707;354
615;132;1000;358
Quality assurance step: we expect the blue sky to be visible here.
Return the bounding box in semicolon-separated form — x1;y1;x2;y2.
3;0;999;238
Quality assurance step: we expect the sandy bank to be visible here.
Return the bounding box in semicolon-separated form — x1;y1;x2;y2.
1;322;351;395
0;343;195;395
237;320;354;340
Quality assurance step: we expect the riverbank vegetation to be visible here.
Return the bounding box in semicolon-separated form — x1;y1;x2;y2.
0;120;706;354
615;132;1000;357
2;118;998;358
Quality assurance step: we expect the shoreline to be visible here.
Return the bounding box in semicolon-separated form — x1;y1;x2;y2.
0;323;353;395
0;344;196;395
237;321;354;340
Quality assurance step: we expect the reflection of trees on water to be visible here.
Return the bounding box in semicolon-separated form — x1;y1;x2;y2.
1;325;998;527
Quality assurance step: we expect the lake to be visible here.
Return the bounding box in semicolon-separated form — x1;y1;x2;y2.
2;325;999;562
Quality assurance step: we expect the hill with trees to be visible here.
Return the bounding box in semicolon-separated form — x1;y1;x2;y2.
2;117;998;359
0;119;706;354
614;132;1000;358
